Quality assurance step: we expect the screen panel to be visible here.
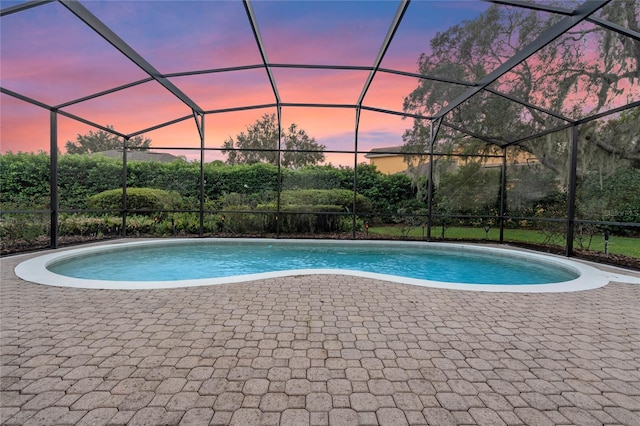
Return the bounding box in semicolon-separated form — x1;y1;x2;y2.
574;107;640;256
83;0;262;73
0;1;148;106
251;0;398;66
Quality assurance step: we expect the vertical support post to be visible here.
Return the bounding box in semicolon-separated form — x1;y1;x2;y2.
194;112;205;237
426;121;434;241
276;106;282;238
426;118;443;241
200;117;205;237
499;146;507;243
49;110;58;249
353;108;361;239
121;137;128;237
566;124;579;257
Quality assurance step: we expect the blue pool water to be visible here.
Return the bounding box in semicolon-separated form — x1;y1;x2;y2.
48;241;579;285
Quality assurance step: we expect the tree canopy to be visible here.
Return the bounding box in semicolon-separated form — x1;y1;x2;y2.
402;1;639;175
222;114;326;168
65;125;152;154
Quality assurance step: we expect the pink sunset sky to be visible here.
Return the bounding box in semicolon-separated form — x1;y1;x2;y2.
2;1;635;165
0;0;493;164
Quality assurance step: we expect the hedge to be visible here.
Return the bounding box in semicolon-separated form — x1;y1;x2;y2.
0;153;415;215
279;189;370;212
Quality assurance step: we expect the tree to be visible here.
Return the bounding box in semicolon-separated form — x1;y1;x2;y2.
222;114;326;168
65;125;151;154
402;1;639;175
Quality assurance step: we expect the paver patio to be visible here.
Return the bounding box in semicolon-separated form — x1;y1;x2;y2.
1;246;640;425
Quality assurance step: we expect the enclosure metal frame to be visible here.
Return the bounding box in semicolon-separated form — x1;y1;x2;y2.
1;0;639;257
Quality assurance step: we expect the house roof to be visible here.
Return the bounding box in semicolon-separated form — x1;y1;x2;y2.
364;146;405;158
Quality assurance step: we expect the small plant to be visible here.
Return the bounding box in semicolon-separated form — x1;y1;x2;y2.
0;213;48;243
338;216;364;233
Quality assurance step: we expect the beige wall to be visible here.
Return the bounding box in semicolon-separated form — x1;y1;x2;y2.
368;155;409;175
368;149;537;174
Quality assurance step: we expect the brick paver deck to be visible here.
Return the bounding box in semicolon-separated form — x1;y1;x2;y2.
2;247;640;425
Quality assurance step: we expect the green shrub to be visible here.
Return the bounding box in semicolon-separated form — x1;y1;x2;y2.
339;216;364;233
350;164;415;215
128;160;200;198
218;191;276;209
124;215;157;236
281;165;343;190
0;151;51;208
220;208;273;234
58;215;120;237
256;203;345;233
161;212;199;235
0;213;49;243
214;189;372;234
87;188;184;212
205;162;279;198
578;167;640;225
59;154;123;209
279;205;345;233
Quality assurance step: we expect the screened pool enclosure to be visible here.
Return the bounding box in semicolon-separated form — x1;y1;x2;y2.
1;0;639;261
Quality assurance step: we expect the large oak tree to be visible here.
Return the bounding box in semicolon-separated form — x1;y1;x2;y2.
402;1;639;177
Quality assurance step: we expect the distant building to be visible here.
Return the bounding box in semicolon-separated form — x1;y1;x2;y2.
91;150;182;163
364;147;427;175
365;145;537;175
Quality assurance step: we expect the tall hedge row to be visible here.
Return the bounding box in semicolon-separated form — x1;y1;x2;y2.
0;152;416;214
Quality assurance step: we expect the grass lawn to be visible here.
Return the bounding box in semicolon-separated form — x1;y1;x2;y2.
368;226;640;258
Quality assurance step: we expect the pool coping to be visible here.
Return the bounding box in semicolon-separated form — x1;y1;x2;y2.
14;238;640;292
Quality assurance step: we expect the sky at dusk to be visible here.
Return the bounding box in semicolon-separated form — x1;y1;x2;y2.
0;0;493;163
1;0;635;165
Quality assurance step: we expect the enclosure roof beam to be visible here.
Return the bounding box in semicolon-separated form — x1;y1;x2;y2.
357;0;409;106
441;121;504;146
433;0;611;120
59;0;204;115
271;63;373;72
127;115;193;139
164;64;266;78
361;105;432;121
486;0;574;16
483;87;574;123
0;0;54;17
281;102;356;109
205;103;279;116
488;0;640;42
1;87;129;138
502;101;640;148
53;62;477;117
128;103;287;139
573;100;640;126
243;0;281;104
54;77;153;109
56;110;128;138
589;17;640;42
166;61;474;88
200;101;434;121
378;68;476;87
1;87;54;111
503;123;573;147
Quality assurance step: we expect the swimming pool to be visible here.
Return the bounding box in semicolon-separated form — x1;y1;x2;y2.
16;238;638;292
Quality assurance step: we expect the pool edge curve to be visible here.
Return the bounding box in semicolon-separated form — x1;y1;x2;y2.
14;238;639;292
